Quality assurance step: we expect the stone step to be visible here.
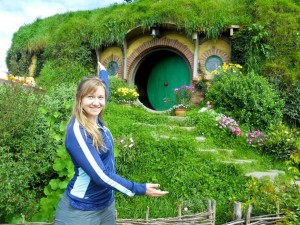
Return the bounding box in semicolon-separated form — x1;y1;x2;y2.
199;149;218;153
294;181;300;186
222;159;255;164
195;136;206;142
198;148;234;154
177;126;196;131
159;135;177;140
168;116;186;121
245;170;285;181
133;122;196;131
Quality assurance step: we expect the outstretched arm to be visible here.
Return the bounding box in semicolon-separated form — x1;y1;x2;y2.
98;62;110;100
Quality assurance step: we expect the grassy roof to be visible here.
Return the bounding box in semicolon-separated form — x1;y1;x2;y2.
6;0;300;85
9;0;250;53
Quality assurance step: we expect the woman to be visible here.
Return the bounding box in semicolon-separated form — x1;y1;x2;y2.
54;62;168;225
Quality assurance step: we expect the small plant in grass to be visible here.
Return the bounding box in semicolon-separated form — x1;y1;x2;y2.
216;115;242;137
115;137;137;163
245;130;268;147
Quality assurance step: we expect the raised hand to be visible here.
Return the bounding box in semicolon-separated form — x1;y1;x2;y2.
98;62;106;71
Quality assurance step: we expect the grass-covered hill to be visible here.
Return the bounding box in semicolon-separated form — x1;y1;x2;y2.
1;73;299;224
6;0;300;86
1;0;300;224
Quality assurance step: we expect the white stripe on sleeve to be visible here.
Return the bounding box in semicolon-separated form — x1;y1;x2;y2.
73;119;135;196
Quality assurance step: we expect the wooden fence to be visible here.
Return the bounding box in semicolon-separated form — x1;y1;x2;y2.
0;200;216;225
0;200;284;225
222;201;284;225
116;200;216;225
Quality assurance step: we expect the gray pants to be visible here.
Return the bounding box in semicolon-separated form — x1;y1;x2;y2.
54;193;116;225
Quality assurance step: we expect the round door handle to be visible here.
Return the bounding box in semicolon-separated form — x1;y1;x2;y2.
164;81;169;86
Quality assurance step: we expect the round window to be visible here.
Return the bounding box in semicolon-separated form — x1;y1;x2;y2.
107;61;119;76
205;56;223;72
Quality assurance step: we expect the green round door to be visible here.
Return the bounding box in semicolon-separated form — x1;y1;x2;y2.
147;55;190;110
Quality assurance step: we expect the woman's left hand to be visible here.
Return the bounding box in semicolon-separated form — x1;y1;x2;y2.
98;62;106;71
145;183;169;197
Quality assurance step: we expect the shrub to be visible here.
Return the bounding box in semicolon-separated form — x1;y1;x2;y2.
282;82;300;127
206;72;284;130
261;123;299;159
243;177;300;224
32;83;76;222
0;84;55;222
231;23;270;74
37;60;90;89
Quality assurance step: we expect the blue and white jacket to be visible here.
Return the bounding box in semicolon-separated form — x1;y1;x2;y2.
64;69;146;211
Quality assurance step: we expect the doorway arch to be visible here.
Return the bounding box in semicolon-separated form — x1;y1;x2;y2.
135;50;190;110
127;39;194;111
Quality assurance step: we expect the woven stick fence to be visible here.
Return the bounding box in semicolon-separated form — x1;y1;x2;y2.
0;201;216;225
222;201;284;225
116;200;216;225
1;200;285;225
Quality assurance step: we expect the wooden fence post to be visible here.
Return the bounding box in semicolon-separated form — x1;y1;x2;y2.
233;201;242;220
21;214;25;224
178;204;182;219
208;200;212;220
207;199;216;225
146;206;150;223
276;202;280;218
245;204;252;225
212;200;216;225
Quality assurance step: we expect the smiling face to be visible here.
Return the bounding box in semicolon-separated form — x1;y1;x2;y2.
81;85;106;122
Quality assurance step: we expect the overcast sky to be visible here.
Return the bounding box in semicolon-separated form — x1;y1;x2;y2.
0;0;124;77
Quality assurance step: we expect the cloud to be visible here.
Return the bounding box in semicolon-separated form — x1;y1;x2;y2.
0;0;124;77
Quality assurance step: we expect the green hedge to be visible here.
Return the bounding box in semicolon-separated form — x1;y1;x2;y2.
0;84;55;222
206;72;284;131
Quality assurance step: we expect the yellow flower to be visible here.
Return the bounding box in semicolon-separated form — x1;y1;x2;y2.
115;87;139;103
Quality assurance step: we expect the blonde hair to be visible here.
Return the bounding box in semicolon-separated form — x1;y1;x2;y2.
71;76;107;151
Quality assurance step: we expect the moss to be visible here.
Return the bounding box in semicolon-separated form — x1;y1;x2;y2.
6;0;300;89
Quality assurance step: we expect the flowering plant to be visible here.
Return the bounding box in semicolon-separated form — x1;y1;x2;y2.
173;85;195;109
114;87;139;104
211;62;243;76
211;63;243;85
216;115;242;136
172;104;190;110
245;130;268;147
116;137;136;163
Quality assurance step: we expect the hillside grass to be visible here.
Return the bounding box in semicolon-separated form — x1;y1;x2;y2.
102;102;291;224
1;82;297;224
